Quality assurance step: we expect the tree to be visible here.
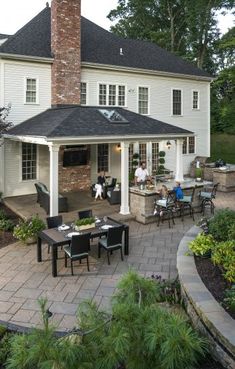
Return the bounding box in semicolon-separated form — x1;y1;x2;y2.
0;104;12;137
108;0;234;72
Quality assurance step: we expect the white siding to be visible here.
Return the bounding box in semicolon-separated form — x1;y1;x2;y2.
81;67;210;173
3;60;51;125
91;143;121;184
4;141;50;197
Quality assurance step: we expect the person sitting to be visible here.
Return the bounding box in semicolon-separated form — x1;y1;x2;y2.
134;162;151;186
173;181;184;200
156;184;169;207
94;171;106;201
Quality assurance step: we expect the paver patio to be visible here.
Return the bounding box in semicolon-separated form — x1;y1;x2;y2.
0;191;234;332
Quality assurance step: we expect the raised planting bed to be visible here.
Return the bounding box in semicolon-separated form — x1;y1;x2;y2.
0;203;19;249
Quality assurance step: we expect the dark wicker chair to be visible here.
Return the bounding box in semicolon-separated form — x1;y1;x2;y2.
199;182;219;215
78;209;93;219
46;215;63;253
98;226;124;265
107;188;121;205
34;183;68;214
64;233;91;275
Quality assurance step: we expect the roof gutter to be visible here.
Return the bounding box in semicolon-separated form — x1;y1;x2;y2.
4;132;195;145
81;62;214;82
0;52;53;64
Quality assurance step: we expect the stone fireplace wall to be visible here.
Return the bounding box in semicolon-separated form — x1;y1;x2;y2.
58;147;91;192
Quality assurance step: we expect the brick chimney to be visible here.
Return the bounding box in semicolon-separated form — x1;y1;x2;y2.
51;0;81;106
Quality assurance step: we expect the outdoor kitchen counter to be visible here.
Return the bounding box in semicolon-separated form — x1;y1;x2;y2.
130;180;211;224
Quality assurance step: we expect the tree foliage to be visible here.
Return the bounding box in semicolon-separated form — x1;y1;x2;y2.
0;104;12;137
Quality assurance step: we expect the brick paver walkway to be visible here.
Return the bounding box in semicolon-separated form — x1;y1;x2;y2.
0;191;234;332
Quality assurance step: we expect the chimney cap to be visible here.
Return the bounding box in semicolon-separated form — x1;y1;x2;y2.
46;2;49;8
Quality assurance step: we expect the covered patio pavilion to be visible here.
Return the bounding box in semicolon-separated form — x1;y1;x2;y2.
3;105;194;217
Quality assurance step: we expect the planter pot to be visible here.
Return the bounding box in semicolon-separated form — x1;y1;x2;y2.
75;223;95;231
196;178;202;182
25;236;37;245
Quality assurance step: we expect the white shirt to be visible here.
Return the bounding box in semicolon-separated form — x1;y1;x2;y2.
135;167;149;182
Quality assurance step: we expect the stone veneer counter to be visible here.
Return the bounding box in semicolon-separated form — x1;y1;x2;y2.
130;180;211;224
213;168;235;192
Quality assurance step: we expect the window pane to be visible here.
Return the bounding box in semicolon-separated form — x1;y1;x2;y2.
139;143;147;162
152;142;159;172
189;137;195;154
97;144;109;172
118;85;125;106
26;78;37;103
182;137;187;154
81;82;87;105
22;143;37;181
138;87;149;114
173;89;181;115
129;143;134;173
193;91;198;109
99;84;107;105
108;85;116;106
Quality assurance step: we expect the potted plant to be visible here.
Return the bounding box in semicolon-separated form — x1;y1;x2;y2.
13;215;46;244
157;151;166;174
74;217;96;231
195;167;203;182
188;233;216;257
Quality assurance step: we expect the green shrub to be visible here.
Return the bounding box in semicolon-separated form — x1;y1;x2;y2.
188;233;216;256
0;332;13;365
13;215;45;243
223;285;235;312
159;157;165;164
0;218;14;232
208;209;235;241
159;151;166;157
195;167;203;178
228;223;235;241
212;240;235;282
0;210;7;220
0;325;7;339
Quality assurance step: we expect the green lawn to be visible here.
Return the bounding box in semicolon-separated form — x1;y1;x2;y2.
210;133;235;164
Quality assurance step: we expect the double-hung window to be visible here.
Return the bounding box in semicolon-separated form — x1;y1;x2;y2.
97;144;109;172
138;87;149;115
22;143;37;181
172;89;182;116
25;78;38;104
152;142;159;172
192;90;199;110
81;82;87;105
139;143;147;163
98;84;126;106
182;137;195;155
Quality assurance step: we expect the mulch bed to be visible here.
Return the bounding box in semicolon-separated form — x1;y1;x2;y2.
195;255;235;320
0;203;20;249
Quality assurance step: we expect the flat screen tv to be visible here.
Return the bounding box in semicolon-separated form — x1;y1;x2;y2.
63;146;88;167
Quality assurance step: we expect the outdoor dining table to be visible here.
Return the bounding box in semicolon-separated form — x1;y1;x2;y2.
37;217;129;277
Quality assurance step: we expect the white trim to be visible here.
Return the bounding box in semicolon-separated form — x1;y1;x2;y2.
0;53;53;63
207;83;211;157
171;88;183;116
192;89;200;110
24;76;39;105
137;85;150;115
82;62;214;82
4;134;48;145
97;81;127;107
80;81;88;105
0;61;4;106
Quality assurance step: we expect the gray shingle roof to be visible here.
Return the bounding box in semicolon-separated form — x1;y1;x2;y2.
0;34;10;40
7;106;193;139
0;6;211;78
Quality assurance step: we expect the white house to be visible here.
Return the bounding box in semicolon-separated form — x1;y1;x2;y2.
0;0;212;216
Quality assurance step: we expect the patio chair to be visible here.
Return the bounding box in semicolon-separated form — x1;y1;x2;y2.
46;215;63;253
98;225;124;265
178;186;196;221
154;191;176;228
34;182;68;214
107;188;121;205
78;209;93;219
63;233;91;275
199;182;219;215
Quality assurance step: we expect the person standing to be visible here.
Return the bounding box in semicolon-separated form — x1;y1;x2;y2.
134;162;151;186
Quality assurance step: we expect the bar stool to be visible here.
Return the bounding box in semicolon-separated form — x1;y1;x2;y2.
154;191;176;228
178;187;196;221
199;183;219;215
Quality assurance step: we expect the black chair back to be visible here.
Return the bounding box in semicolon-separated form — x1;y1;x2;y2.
78;209;93;219
166;190;176;205
107;226;124;246
212;183;219;197
71;233;91;256
46;215;63;229
111;178;117;187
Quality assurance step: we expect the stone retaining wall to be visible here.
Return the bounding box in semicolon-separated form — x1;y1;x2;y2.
177;226;235;369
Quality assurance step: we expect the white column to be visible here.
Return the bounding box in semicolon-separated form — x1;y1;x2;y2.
120;141;130;215
175;139;184;182
49;144;60;216
0;139;5;195
147;141;152;174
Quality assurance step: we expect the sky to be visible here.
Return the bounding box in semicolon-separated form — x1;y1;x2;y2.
0;0;234;36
